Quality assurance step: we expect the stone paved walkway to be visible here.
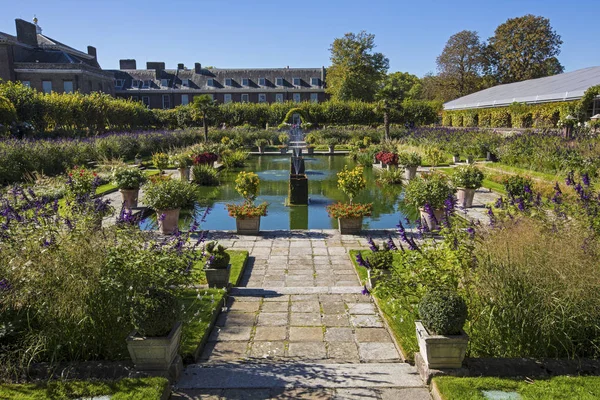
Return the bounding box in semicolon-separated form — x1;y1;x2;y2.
173;231;432;399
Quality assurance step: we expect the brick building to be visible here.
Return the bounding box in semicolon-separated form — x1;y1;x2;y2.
0;18;114;95
111;60;328;109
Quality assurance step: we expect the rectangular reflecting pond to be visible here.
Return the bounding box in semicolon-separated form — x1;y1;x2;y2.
141;155;416;231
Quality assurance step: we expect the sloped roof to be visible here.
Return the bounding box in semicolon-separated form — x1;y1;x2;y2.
444;67;600;110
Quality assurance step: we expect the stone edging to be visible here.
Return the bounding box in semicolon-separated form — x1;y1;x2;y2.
192;294;226;363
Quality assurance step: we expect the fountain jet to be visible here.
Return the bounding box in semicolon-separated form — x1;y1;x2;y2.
288;125;309;205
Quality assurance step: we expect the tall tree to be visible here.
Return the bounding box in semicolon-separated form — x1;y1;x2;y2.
326;31;389;102
375;73;407;140
387;72;423;100
436;30;486;99
487;14;563;84
192;94;216;142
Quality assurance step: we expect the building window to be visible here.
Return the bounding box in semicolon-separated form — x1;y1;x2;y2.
310;93;318;103
224;94;232;103
276;93;284;103
311;77;319;86
241;94;249;103
258;93;267;103
142;96;150;107
21;80;31;87
161;79;169;87
242;78;249;86
131;80;139;88
181;79;189;87
207;78;214;87
293;77;301;86
132;96;139;101
42;80;52;94
181;94;189;105
293;93;301;102
225;78;232;86
162;95;171;109
63;81;74;93
259;78;266;86
142;80;151;88
115;79;124;88
276;77;283;86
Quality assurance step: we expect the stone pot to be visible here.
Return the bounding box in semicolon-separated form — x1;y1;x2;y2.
306;147;315;155
120;188;139;209
157;208;180;235
456;188;476;208
328;145;336;153
178;167;190;182
280;148;288;155
236;216;261;235
466;155;475;164
452;155;460;164
416;321;468;369
367;268;392;290
486;151;493;161
338;216;363;235
404;166;418;181
258;146;265;154
205;264;231;289
126;321;183;379
419;207;445;231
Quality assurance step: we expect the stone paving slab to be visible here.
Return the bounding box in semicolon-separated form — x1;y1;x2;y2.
171;387;431;399
177;362;426;389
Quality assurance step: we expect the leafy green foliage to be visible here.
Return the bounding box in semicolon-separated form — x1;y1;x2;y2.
398;152;422;167
151;152;169;171
0;95;17;129
192;94;217;142
220;150;249;169
191;164;219;186
503;175;534;200
112;167;147;190
376;167;404;185
142;177;199;210
452;165;484;189
366;250;393;270
404;172;454;209
205;241;231;270
131;288;179;337
418;289;468;335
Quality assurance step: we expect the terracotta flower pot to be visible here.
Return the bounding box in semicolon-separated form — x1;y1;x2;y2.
236;216;261;235
456;188;476;208
338;216;363;235
120;188;139;209
416;321;468;369
404;166;418;181
178;168;190;182
157;208;180;235
419;207;445;231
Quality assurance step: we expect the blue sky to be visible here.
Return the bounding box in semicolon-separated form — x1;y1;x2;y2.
2;0;598;76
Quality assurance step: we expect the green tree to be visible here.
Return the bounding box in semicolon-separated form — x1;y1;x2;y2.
375;73;407;140
436;30;486;99
192;94;217;142
326;31;389;102
487;14;563;84
387;72;422;100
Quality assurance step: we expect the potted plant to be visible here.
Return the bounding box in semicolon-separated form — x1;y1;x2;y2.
255;138;268;154
399;152;422;181
375;151;399;169
305;133;317;154
192;152;218;168
278;133;289;154
171;153;192;181
451;165;484;208
416;288;469;369
365;247;393;289
326;138;338;153
449;143;461;164
326;166;372;234
204;241;231;288
404;172;455;231
226;171;268;235
464;145;478;165
126;288;183;378
142;176;199;234
113;167;147;209
134;153;143;165
152;152;170;173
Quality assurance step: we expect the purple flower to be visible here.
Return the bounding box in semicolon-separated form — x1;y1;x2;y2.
361;285;370;296
565;171;574;186
466;226;475;238
356;253;370;269
0;279;11;291
158;213;166;222
524;184;532;194
494;197;504;209
367;236;378;252
582;173;590;187
386;235;398;251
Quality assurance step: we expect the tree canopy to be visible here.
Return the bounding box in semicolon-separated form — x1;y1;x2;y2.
326;31;389;102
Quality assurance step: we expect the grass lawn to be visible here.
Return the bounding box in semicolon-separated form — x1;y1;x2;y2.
434;376;600;400
436;167;507;195
349;249;419;362
0;377;169;400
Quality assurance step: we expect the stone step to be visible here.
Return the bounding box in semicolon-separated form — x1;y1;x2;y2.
230;287;365;296
176;362;426;390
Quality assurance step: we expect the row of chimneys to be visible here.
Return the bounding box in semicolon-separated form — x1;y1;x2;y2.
14;18;97;60
119;59;201;73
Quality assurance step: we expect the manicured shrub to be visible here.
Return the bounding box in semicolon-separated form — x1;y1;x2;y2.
142;177;199;210
112;167;147;190
398;152;422;167
366;250;393;270
451;165;484;189
205;241;230;269
404;173;455;209
418;289;468;335
131;288;179;337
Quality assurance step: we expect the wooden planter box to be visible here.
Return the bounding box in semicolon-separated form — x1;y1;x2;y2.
416;321;468;369
236;216;261;235
338;216;363;235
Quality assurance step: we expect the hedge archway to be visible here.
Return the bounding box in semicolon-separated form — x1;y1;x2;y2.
281;107;311;125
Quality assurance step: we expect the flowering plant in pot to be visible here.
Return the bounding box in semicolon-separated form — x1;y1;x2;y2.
326;137;338;153
356;240;394;289
451;165;484;208
152;152;170;173
226;171;268;234
399;152;422;180
416;288;468;369
127;288;183;376
142;176;199;234
278;133;289;154
171;153;193;181
327;166;371;234
255;138;268;154
305;133;317;154
375;151;399;167
192;152;218;167
113;167;147;209
204;241;231;288
404;172;455;231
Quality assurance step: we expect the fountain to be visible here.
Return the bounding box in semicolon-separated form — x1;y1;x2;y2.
288;124;309;205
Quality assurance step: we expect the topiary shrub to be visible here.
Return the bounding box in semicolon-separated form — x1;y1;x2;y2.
131;288;179;337
205;241;230;269
418;289;467;335
366;250;393;270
